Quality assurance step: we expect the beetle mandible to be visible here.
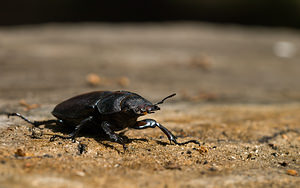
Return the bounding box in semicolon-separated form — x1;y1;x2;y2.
4;91;200;149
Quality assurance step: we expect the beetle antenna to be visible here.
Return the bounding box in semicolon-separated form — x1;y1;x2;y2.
154;93;176;105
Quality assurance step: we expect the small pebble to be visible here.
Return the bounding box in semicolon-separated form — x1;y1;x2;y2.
271;152;278;157
75;171;86;177
286;169;298;176
247;153;253;159
273;41;296;58
268;143;278;150
15;149;26;157
86;73;101;86
43;154;53;158
281;134;288;139
208;167;217;171
19;99;40;111
118;77;130;87
24;163;32;168
198;146;208;154
278;162;288;167
77;143;87;155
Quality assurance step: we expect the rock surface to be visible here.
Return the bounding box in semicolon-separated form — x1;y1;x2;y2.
0;23;299;187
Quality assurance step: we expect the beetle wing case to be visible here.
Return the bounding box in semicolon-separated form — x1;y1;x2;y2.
52;91;112;120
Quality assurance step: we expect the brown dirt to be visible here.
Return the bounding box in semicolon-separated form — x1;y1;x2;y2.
0;23;300;187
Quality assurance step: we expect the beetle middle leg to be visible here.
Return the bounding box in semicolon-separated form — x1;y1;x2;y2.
100;121;127;151
132;119;200;146
50;116;93;142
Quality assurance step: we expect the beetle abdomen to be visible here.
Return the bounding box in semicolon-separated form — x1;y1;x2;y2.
52;91;112;120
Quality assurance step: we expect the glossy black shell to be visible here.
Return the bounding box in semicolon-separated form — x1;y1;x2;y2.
51;91;152;125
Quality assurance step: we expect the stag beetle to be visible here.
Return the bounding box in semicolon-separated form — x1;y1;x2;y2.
4;91;200;149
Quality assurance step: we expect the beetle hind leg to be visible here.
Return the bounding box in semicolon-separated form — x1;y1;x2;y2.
50;116;93;143
3;112;60;138
5;112;58;127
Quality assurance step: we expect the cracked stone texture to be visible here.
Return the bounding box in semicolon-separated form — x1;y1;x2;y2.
0;23;299;188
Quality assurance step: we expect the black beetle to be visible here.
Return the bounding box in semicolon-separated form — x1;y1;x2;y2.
4;91;200;149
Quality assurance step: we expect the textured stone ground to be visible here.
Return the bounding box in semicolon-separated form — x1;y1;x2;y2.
0;23;299;187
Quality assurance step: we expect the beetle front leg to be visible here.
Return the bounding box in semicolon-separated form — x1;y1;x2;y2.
101;121;127;150
133;119;200;146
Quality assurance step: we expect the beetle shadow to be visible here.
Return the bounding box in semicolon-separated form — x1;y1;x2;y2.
258;128;300;143
92;134;148;153
155;140;169;146
44;123;74;134
43;123;148;151
118;131;149;144
93;132;148;145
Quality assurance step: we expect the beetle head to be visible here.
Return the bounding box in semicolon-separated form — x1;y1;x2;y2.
132;104;160;116
123;93;176;116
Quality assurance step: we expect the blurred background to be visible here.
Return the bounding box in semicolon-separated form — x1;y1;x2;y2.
1;0;300;27
1;2;300;187
0;0;300;105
